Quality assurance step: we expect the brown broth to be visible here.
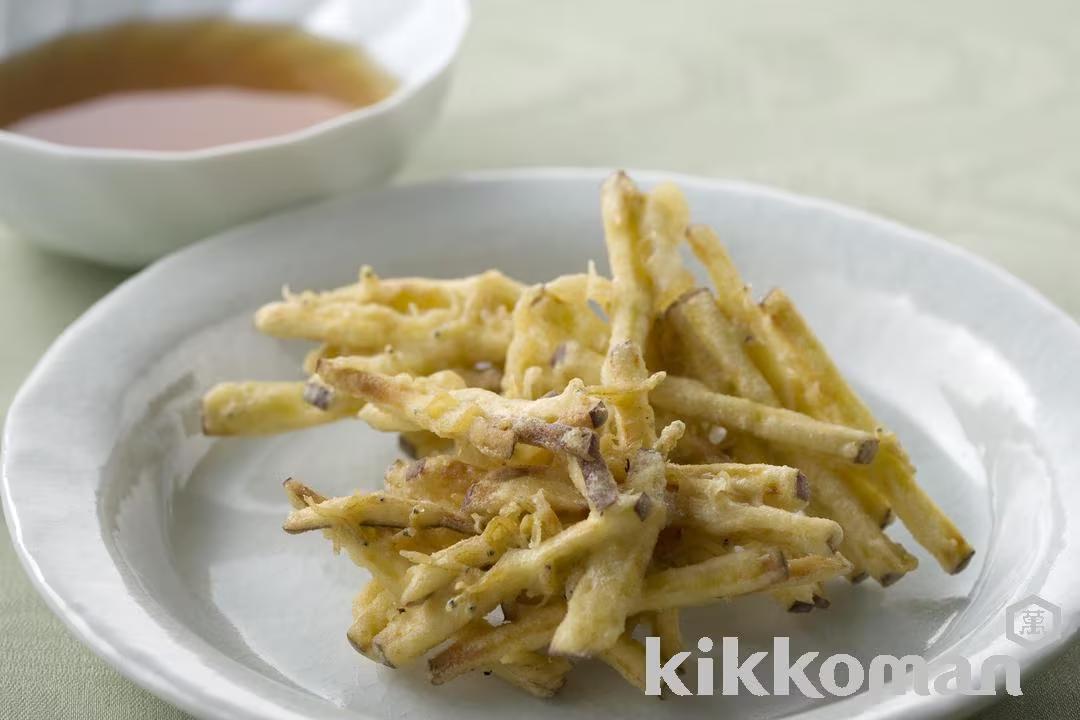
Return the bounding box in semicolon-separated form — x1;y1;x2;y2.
0;19;397;151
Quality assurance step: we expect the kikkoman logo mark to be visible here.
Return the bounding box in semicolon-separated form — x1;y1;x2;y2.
1006;595;1061;647
645;595;1061;698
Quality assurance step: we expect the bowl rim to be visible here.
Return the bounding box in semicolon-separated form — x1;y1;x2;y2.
0;0;470;163
4;168;1080;720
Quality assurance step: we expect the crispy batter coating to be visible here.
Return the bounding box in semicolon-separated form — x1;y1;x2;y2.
204;171;971;697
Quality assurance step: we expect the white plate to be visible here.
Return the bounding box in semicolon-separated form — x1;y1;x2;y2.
4;170;1080;720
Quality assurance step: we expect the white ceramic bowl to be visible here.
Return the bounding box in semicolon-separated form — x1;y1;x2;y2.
4;170;1080;720
0;0;469;267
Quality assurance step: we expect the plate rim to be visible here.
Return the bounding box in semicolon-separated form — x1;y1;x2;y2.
4;167;1080;720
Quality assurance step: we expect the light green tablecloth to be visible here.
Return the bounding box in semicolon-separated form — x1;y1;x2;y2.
3;0;1079;717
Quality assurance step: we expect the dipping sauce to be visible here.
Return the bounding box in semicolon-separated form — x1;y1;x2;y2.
0;19;397;151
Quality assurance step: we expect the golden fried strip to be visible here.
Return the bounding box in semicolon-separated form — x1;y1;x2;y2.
347;580;398;658
256;269;521;369
774;554;853;589
681;234;917;583
286;476;453;598
797;456;918;585
600;172;651;352
686;224;798;407
317;360;604;461
465;461;811;521
462;468;587;518
727;441;908;585
311;521;457;600
761;289;973;573
673;486;843;556
303;344;505;391
396;431;456;461
201;380;364;436
662;287;779;404
648;608;684;664
549;451;667;657
347;575;575;699
600;173;659;455
641;182;695;312
400;510;526;604
665;463;809;512
491;651;572;698
280;267;521;309
653;376;879;464
203;355;479;438
847;442;972;572
370;511;623;667
759;289;878;426
383;456;482;509
283;491;475;535
502;275;609;399
259;172;979;701
602;343;659;456
377;580;572;697
633;547;790;612
429;601;567;685
836;464;894;528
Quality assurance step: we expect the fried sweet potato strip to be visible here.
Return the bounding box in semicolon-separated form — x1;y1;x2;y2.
256;269;522;370
199;171;974;698
502;274;609;399
202;380;364;435
760;289;973;573
653;376;879;465
317;360;605;462
549;449;668;656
